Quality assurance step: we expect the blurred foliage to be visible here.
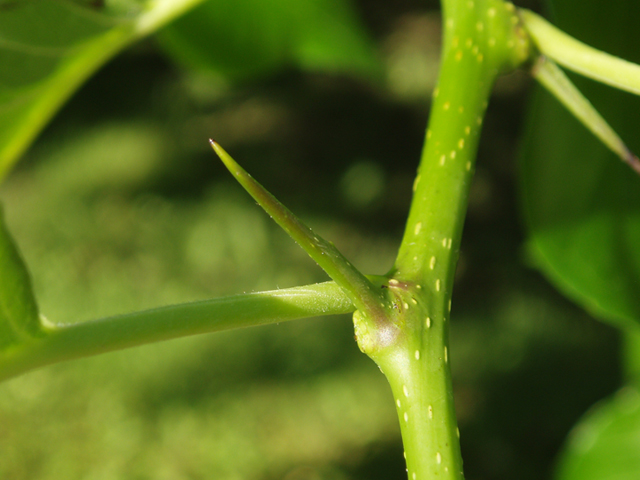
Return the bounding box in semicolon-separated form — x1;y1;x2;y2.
520;1;640;477
0;0;204;179
160;0;382;81
0;0;630;479
520;0;640;327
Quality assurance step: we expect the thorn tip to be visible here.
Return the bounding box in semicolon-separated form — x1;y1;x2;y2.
626;151;640;176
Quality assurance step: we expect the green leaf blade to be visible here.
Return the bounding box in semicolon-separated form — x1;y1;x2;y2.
521;86;640;326
0;0;205;182
0;207;40;349
555;387;640;480
158;0;382;81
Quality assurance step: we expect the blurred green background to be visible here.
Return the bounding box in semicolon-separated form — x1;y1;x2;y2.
0;0;624;479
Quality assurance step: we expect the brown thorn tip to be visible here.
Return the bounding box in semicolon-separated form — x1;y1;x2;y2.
628;153;640;176
623;146;640;176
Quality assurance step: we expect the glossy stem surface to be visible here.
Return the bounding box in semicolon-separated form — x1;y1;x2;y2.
368;2;531;478
0;282;354;382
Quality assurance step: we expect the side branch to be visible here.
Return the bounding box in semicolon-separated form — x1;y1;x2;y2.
0;281;354;382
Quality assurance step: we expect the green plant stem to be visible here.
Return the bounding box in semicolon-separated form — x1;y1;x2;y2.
359;2;531;479
385;26;497;480
370;282;463;480
0;281;354;382
519;8;640;96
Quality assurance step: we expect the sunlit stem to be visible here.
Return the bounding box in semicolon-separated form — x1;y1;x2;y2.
0;281;354;382
386;1;531;478
532;56;640;174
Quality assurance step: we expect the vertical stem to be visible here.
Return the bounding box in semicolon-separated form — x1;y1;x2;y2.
357;2;531;479
380;290;463;479
388;6;498;474
395;0;528;283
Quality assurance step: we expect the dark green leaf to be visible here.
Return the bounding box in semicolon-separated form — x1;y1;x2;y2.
0;0;204;182
520;0;640;327
0;206;40;349
158;0;382;81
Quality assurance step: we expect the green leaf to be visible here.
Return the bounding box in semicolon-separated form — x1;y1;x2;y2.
158;0;382;81
0;0;205;182
555;387;640;480
624;328;640;384
520;0;640;327
0;206;40;349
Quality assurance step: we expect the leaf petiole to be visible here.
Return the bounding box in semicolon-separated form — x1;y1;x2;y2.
531;55;640;174
520;9;640;95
